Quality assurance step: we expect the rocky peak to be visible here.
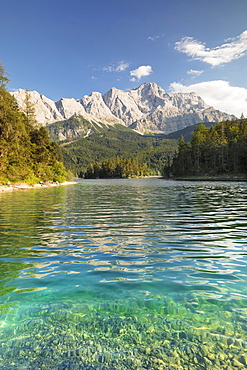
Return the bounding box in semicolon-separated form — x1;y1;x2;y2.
103;87;142;125
134;82;166;97
12;89;64;125
169;92;210;111
11;83;236;135
81;91;124;124
128;83;167;113
55;98;86;119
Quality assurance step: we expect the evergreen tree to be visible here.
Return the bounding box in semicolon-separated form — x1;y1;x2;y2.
0;62;9;88
0;62;68;184
23;89;37;127
84;156;151;179
169;120;247;177
191;123;209;173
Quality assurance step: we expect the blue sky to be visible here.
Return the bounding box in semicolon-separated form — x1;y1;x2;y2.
1;0;247;117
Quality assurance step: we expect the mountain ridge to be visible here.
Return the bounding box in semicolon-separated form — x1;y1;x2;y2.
11;82;235;135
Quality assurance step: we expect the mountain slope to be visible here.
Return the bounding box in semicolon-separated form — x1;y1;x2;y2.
12;83;235;135
60;123;177;176
46;115;110;142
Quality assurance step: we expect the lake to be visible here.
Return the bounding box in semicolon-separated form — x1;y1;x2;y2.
0;178;247;369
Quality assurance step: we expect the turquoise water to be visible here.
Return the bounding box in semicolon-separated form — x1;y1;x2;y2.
0;178;247;369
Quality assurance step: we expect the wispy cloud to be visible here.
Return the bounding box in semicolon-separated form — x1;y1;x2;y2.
187;69;204;77
175;30;247;66
130;65;153;81
102;65;115;72
148;34;164;41
115;62;130;72
169;80;247;117
102;61;130;73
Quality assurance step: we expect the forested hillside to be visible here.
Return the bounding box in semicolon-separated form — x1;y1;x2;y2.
60;123;177;176
167;120;247;177
0;63;68;184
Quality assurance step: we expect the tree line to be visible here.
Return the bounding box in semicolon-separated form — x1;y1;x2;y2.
0;62;68;184
165;120;247;177
84;157;152;178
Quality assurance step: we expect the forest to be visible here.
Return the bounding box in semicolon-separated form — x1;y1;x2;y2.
0;63;68;185
60;122;177;177
84;157;152;178
167;120;247;177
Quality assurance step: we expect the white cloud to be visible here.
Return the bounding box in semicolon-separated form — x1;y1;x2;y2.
115;61;130;72
102;61;130;73
130;65;153;81
187;69;204;76
169;80;247;117
175;30;247;66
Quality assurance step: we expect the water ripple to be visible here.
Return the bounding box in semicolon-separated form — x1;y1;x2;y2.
0;180;247;368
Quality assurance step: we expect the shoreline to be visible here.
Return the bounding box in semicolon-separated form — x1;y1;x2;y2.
0;181;76;193
169;177;247;182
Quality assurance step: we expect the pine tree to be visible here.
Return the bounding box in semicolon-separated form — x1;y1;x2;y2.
0;62;10;88
170;120;247;177
0;62;68;184
23;89;37;127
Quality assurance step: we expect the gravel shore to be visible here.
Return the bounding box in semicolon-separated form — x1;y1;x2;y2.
0;181;76;192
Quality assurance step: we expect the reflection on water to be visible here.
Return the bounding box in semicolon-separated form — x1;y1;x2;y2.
0;179;247;369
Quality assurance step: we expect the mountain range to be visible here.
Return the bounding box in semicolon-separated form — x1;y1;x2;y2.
12;82;235;138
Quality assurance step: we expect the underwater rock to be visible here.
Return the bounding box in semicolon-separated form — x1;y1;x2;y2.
0;298;247;370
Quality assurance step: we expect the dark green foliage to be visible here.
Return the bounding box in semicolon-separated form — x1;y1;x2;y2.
0;62;10;88
23;89;37;127
60;123;177;176
168;120;247;177
165;122;215;142
84;157;151;178
0;64;67;184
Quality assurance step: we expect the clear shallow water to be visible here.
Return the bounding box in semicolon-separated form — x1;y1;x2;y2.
0;178;247;369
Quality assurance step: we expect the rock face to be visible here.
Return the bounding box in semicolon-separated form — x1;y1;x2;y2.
12;89;64;124
80;91;123;125
11;89;104;127
12;83;235;135
103;87;143;125
103;83;235;133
